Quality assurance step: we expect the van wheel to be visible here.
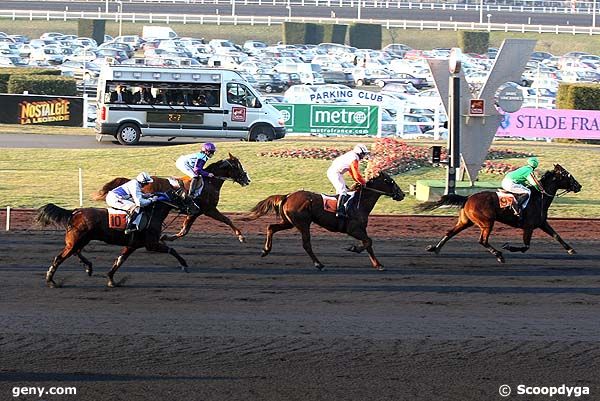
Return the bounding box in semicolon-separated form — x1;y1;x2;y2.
249;125;274;142
265;85;273;93
116;123;141;145
356;79;364;86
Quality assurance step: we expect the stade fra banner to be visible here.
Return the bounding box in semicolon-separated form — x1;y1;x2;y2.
0;94;83;127
497;108;600;139
274;104;379;136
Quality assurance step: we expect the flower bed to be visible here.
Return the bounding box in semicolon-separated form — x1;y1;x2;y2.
259;138;534;177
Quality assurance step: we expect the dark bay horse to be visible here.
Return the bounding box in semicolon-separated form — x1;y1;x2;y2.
94;154;251;243
245;172;405;270
37;182;198;288
417;164;582;263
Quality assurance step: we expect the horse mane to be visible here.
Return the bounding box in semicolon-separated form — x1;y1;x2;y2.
91;177;129;200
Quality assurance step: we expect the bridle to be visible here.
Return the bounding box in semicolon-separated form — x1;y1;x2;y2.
210;159;247;184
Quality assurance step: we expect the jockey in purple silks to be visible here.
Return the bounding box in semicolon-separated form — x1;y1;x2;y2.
175;142;217;197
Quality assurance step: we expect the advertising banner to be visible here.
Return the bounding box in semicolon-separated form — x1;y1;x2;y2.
274;104;379;136
0;94;83;127
496;108;600;139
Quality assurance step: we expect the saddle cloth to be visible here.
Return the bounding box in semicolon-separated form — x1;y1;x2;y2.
496;190;517;209
321;191;356;214
107;208;128;230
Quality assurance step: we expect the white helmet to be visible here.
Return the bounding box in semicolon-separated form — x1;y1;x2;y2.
353;144;370;158
136;172;153;184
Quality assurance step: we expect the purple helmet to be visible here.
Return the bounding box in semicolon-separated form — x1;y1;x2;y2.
202;142;216;156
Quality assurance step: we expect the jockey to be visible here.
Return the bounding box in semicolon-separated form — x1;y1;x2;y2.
501;156;541;218
327;144;370;217
175;142;216;197
105;172;158;234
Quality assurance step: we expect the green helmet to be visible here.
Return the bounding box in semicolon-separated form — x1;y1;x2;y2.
527;157;539;168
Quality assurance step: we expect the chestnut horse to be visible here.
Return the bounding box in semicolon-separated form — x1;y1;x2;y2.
245;172;405;270
94;154;251;243
417;164;581;263
37;182;198;288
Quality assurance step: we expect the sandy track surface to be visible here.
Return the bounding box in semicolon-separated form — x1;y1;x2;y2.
1;214;599;401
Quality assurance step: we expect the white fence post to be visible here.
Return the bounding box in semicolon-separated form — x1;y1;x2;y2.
5;206;10;231
79;168;84;207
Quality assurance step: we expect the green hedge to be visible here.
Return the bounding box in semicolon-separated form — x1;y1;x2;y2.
458;31;489;54
348;23;381;50
555;83;600;144
78;19;105;45
7;75;77;96
323;24;347;44
0;68;60;93
282;22;324;45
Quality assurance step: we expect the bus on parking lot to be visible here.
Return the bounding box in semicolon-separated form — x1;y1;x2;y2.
94;62;285;145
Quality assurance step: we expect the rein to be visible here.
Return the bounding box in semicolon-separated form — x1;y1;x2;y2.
362;186;395;197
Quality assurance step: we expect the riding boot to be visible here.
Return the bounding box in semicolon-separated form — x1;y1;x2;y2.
188;177;199;197
336;194;348;218
124;211;140;234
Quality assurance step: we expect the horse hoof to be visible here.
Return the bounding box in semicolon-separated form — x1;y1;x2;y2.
496;255;505;263
181;266;189;273
375;265;386;271
426;245;439;254
501;243;510;250
46;280;56;288
86;268;93;277
107;280;115;288
315;263;324;271
261;249;269;257
568;249;577;255
238;235;246;243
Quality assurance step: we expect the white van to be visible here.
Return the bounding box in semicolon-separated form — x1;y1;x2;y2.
142;26;178;40
95;64;286;144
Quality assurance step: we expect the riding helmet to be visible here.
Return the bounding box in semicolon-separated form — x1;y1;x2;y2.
136;172;153;184
527;156;539;168
202;142;217;157
353;144;370;158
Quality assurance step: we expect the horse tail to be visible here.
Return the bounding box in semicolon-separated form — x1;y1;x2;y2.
91;177;129;200
36;203;74;228
244;194;288;221
416;194;469;212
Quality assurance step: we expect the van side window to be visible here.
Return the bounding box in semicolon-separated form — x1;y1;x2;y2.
226;83;260;108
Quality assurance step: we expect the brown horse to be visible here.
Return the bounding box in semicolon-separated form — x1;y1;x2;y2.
37;181;199;288
94;154;251;243
245;172;405;270
417;164;582;263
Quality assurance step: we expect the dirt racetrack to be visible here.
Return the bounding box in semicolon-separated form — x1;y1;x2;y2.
1;210;600;401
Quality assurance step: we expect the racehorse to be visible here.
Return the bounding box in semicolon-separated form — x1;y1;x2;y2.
245;172;405;270
417;164;581;263
94;154;251;243
37;182;198;288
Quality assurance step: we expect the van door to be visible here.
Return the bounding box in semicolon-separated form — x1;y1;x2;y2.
224;82;261;139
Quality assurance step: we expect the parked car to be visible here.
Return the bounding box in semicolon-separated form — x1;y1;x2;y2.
278;72;302;89
59;60;101;81
321;70;355;87
255;73;286;93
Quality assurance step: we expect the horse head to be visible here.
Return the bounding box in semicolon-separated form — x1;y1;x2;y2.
365;172;405;201
552;164;582;193
209;153;251;187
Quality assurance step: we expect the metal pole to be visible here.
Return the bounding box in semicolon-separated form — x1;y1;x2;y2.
79;168;84;207
445;74;460;195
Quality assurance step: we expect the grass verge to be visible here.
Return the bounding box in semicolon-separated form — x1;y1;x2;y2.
0;136;597;217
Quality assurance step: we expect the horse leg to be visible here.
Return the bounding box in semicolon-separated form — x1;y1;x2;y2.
539;221;577;255
146;242;189;273
478;224;505;263
262;221;294;257
46;246;76;288
76;251;93;276
204;208;246;243
161;215;198;242
107;247;136;287
427;212;474;254
348;227;384;271
296;223;324;270
502;228;533;253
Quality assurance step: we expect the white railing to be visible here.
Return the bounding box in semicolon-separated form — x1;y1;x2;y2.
2;9;600;34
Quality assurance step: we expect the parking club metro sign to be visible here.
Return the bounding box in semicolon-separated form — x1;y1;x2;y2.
273;104;378;135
